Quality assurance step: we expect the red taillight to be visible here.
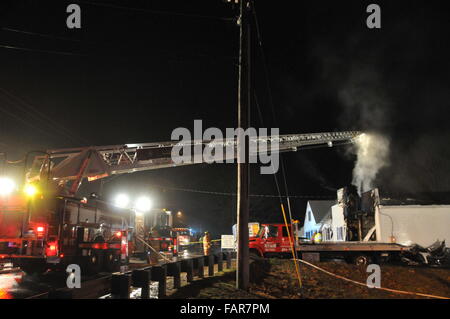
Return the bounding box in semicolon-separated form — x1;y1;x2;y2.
46;242;58;256
115;231;122;238
93;243;108;249
37;226;44;232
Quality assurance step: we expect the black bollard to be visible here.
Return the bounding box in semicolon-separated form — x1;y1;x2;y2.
151;265;167;298
111;273;131;299
167;262;181;289
226;252;232;269
181;259;194;282
132;269;151;299
207;254;214;276
217;252;223;272
194;256;204;278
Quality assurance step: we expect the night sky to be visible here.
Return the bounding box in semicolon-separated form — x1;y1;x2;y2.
1;0;450;236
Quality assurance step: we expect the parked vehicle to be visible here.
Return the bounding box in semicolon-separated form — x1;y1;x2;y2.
172;227;192;253
0;194;130;274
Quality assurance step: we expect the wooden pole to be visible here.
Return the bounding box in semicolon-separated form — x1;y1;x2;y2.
236;0;251;291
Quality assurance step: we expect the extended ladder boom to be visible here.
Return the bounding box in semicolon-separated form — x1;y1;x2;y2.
30;131;362;190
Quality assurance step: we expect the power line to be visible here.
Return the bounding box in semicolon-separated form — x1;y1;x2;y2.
1;27;81;42
0;43;86;56
252;2;293;203
0;105;64;142
73;0;235;22
0;39;234;64
147;183;335;199
253;91;284;203
0;88;88;145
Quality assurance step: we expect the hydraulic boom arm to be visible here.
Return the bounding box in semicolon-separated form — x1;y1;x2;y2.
29;131;362;194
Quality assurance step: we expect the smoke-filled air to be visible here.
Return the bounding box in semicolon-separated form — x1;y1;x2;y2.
352;133;390;194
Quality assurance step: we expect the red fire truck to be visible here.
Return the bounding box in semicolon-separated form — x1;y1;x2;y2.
0;192;130;274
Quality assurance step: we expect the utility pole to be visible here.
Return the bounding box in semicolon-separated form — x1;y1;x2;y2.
236;0;251;290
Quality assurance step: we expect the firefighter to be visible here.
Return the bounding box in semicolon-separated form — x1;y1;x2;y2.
202;231;211;255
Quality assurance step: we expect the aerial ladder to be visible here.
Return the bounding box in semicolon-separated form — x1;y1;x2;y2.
27;130;363;195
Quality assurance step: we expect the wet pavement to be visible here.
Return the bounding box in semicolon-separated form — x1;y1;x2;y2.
0;270;60;299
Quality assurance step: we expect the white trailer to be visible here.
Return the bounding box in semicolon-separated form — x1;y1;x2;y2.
374;205;450;248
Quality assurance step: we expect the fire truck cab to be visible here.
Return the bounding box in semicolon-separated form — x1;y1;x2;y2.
0;192;131;274
249;223;298;258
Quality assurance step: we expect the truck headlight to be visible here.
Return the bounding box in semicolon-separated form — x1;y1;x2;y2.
0;177;15;196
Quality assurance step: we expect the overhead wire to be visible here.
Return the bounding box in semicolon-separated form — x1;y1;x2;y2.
251;0;302;287
148;182;335;199
0;87;88;145
0;43;86;56
1;27;81;42
72;0;235;22
0;104;63;142
76;0;238;63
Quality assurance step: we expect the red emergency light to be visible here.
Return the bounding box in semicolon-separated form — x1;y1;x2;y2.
46;241;58;256
36;226;45;238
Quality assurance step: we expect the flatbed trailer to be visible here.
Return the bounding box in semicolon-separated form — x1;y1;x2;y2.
297;242;407;252
296;242;408;265
249;223;409;265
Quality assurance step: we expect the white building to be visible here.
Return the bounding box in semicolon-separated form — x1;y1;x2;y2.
320;203;347;242
303;200;335;240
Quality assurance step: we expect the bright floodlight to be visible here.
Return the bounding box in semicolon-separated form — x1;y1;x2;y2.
135;196;152;213
114;193;130;208
24;184;38;197
0;177;15;196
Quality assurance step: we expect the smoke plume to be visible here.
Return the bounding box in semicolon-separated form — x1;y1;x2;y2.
336;66;392;194
352;133;390;194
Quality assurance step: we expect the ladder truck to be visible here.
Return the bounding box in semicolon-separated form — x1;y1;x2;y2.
0;131;361;274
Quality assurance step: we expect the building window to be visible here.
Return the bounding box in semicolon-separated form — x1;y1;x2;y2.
308;211;312;221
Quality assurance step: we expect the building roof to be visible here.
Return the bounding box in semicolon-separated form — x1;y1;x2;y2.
307;200;336;224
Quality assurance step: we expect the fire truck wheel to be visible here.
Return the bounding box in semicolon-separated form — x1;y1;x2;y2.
249;250;262;260
103;250;120;272
85;250;104;275
353;254;373;266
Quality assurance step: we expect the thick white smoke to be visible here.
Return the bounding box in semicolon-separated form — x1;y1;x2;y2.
352;133;390;194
